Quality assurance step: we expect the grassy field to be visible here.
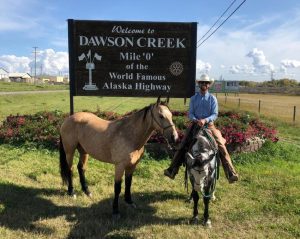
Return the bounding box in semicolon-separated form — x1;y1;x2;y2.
0;141;299;239
0;92;189;122
0;91;300;238
217;93;300;126
0;82;69;92
1;91;299;147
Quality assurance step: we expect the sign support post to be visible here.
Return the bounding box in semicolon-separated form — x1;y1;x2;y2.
68;19;75;115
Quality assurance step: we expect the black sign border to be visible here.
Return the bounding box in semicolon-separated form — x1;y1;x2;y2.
68;19;197;114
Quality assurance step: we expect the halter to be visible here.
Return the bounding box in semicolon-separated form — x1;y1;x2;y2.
150;105;175;133
149;105;176;150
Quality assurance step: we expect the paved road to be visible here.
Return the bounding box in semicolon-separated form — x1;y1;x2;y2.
0;90;68;95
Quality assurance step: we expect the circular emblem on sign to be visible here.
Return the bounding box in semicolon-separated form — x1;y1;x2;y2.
169;61;184;76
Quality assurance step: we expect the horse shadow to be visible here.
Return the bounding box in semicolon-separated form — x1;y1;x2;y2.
0;182;188;238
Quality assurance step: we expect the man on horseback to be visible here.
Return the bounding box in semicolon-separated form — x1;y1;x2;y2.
164;74;239;183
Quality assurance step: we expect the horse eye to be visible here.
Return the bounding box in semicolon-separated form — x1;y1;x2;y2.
159;115;164;119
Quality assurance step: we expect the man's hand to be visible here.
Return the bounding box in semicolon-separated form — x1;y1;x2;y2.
197;119;207;127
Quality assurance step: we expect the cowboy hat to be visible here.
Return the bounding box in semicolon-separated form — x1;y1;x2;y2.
196;74;214;85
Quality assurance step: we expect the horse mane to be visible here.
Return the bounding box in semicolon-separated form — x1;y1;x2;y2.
115;101;169;124
142;104;153;121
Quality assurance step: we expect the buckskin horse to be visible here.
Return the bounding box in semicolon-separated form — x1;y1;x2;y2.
185;127;219;227
59;97;178;218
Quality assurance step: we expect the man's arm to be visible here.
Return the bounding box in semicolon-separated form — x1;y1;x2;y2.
204;96;218;123
188;96;197;121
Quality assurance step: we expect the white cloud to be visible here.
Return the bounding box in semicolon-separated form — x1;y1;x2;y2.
280;59;300;76
35;49;69;75
196;59;212;76
229;65;240;74
246;48;274;74
0;55;31;73
197;10;300;81
0;49;69;75
281;59;300;68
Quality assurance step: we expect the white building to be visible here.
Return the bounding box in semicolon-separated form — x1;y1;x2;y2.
0;68;9;80
8;73;33;83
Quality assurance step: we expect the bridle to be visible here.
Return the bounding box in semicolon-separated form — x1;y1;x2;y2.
150;105;175;133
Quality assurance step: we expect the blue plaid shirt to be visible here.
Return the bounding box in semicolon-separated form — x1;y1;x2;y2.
188;92;218;123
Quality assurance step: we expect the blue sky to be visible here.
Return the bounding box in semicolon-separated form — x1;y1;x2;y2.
1;0;300;81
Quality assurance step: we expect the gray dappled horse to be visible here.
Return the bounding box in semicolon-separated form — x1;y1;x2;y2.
59;97;178;218
185;127;219;227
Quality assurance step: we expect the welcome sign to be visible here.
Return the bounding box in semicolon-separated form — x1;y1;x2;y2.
68;19;197;97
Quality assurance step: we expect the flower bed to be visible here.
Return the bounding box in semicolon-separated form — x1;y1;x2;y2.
0;110;278;151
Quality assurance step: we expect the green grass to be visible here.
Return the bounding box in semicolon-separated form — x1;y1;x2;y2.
0;141;299;239
0;91;300;238
0;92;189;122
0;81;69;92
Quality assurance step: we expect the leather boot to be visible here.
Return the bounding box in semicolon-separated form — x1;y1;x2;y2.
164;148;186;179
220;156;239;183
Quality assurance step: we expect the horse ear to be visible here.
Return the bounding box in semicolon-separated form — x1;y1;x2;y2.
161;96;169;105
156;96;161;105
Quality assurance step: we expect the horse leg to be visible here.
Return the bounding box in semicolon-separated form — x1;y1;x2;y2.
124;167;137;208
59;136;76;197
112;164;125;218
202;195;212;227
65;152;75;197
190;189;199;224
77;150;91;197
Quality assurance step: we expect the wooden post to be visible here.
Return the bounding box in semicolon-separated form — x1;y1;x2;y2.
184;98;186;105
225;95;227;104
238;98;240;109
293;106;296;124
258;100;261;114
68;19;75;115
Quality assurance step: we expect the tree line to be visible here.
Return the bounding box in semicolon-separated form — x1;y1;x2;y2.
239;78;300;88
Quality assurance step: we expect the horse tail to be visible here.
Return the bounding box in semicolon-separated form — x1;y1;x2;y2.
59;135;71;185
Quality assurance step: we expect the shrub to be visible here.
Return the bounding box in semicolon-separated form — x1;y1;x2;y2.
0;110;278;150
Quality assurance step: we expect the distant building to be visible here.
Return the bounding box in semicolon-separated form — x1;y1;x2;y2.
210;80;240;93
39;75;67;84
8;73;33;83
0;68;9;80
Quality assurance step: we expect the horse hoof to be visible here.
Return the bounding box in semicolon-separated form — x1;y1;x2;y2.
112;213;121;220
211;193;216;202
129;202;137;209
68;192;77;199
125;201;137;209
189;216;199;225
85;191;92;198
185;197;193;204
202;219;212;228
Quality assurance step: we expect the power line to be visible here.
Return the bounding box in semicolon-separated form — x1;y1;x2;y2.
197;0;247;48
197;0;237;44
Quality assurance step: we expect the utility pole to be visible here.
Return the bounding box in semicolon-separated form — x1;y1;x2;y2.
32;47;39;83
271;70;275;81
